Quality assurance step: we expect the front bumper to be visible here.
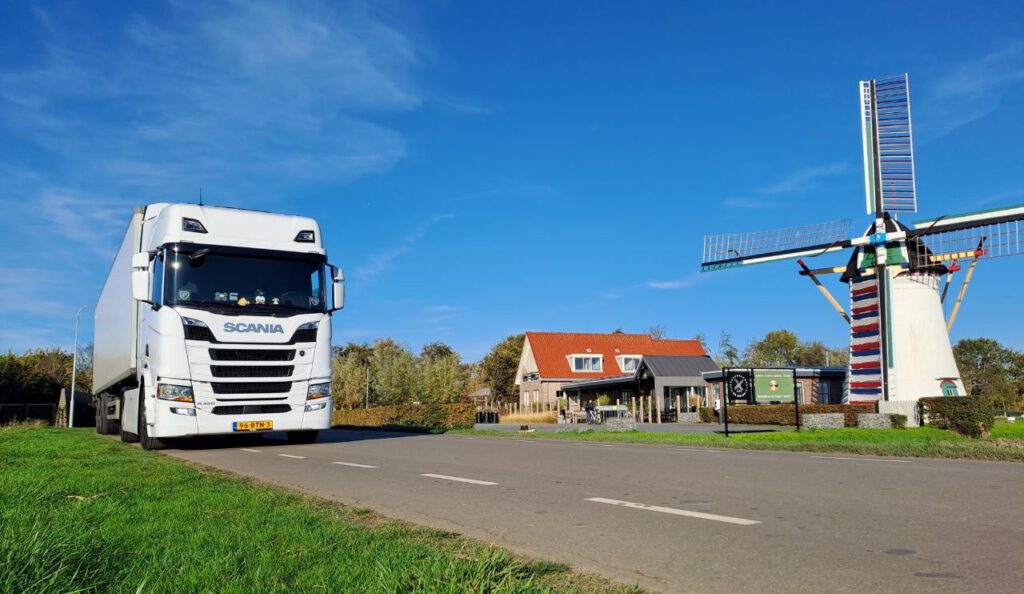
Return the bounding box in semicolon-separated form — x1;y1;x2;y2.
150;397;331;438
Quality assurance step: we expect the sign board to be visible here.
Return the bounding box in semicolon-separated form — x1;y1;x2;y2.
753;369;795;403
725;371;752;403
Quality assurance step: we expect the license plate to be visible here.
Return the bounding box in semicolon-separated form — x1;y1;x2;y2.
233;420;273;431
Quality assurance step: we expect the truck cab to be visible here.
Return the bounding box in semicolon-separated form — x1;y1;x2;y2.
93;203;343;449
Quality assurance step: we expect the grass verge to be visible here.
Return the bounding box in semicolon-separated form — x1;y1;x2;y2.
0;424;636;594
455;421;1024;462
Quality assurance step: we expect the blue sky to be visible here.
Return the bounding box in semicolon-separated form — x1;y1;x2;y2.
2;1;1023;360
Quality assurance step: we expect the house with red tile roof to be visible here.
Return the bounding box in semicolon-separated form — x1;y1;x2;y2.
515;332;709;410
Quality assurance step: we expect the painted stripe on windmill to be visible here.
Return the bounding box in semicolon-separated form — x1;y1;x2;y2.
861;74;918;215
701;219;852;271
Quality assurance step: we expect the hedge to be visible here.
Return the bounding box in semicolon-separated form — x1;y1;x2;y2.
698;403;876;426
332;404;476;433
919;396;995;438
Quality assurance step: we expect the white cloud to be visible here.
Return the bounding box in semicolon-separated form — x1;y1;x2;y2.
759;162;848;195
723;197;782;209
924;41;1024;138
645;276;697;290
354;213;454;282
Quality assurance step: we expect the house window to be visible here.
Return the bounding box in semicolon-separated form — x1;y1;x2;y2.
617;356;641;372
570;355;603;372
795;382;804;403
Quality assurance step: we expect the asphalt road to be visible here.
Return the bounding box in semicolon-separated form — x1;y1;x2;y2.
168;430;1024;593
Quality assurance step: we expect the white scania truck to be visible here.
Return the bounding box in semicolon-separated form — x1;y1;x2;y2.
92;203;343;450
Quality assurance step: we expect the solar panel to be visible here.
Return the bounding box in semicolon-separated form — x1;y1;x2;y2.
702;219;851;270
861;74;918;214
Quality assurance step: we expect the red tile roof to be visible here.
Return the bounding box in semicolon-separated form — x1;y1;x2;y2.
525;332;707;379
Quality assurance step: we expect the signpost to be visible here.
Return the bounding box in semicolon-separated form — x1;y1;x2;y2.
723;369;752;437
721;368;801;435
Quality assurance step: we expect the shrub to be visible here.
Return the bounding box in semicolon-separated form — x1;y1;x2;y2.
723;403;876;427
332;404;476;432
920;396;995;438
596;395;611;406
501;412;557;425
890;414;907;429
698;407;716;423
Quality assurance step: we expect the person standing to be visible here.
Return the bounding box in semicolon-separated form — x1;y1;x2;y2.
585;399;596;424
713;396;722;424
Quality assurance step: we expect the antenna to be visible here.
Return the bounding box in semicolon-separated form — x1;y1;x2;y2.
199;188;204;206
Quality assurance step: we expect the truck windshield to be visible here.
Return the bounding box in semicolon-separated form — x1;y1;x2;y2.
162;247;326;314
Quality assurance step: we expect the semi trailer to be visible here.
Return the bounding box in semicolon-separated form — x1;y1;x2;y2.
92;203;344;450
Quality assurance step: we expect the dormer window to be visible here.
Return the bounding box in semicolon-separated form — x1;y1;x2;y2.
569;355;603;372
617;355;641;372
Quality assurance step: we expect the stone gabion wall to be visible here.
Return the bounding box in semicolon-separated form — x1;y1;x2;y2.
802;413;845;429
678;412;701;424
857;413;896;429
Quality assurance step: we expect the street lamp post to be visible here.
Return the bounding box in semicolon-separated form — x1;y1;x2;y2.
69;304;94;428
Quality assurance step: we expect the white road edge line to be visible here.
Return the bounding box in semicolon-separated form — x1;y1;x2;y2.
421;473;498;486
239;448;261;453
586;497;761;526
810;455;910;463
278;454;306;459
333;461;378;469
671;448;720;453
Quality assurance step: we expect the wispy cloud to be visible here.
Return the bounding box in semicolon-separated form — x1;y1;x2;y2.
0;1;424;193
759;162;848;195
924;41;1024;138
424;305;462;325
723;197;782;210
645;275;699;290
354;214;454;282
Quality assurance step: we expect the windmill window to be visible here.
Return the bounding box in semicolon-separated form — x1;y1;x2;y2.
940;380;959;397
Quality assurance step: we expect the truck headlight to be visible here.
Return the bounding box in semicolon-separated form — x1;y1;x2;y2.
307;382;331;400
182;317;208;327
297;322;318;330
157;383;194;402
304;400;329;412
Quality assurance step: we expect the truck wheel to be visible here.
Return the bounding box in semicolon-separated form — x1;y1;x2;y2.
139;397;166;451
96;394;113;435
286;430;319;444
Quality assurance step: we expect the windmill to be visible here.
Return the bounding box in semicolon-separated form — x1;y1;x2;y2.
700;74;1024;408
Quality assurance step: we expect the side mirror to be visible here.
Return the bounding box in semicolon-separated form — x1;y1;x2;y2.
330;265;345;312
132;252;152;303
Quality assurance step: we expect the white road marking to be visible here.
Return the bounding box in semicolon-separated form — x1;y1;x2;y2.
671;448;721;453
333;461;378;469
239;448;261;453
278;454;306;459
586;497;761;526
810;455;909;463
420;473;498;486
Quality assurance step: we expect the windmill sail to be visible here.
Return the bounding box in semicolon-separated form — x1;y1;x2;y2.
701;219;851;271
861;74;917;215
910;204;1024;263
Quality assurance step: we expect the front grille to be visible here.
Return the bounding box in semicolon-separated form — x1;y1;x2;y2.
212;404;291;415
184;326;217;342
210;365;293;378
209;349;295;361
211;382;292;394
290;328;317;343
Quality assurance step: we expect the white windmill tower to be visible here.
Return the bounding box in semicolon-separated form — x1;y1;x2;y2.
700;74;1024;415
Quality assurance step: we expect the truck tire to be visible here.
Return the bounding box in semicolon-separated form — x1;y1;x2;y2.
96;394;114;435
286;430;319;444
139;396;167;451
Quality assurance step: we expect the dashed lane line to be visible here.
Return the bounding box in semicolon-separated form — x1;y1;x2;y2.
810;455;910;463
332;461;379;469
420;473;498;486
278;454;306;459
239;448;261;453
586;497;761;526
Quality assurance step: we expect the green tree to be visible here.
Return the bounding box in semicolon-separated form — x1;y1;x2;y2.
480;334;525;404
369;339;420;405
953;338;1020;411
744;330;801;366
419;342;456;363
332;353;368;409
420;354;465;404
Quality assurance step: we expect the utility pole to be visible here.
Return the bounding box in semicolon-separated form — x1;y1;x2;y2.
365;366;370;409
70;304;94;428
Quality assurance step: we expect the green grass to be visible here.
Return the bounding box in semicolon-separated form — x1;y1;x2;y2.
0;425;637;594
455;423;1024;462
